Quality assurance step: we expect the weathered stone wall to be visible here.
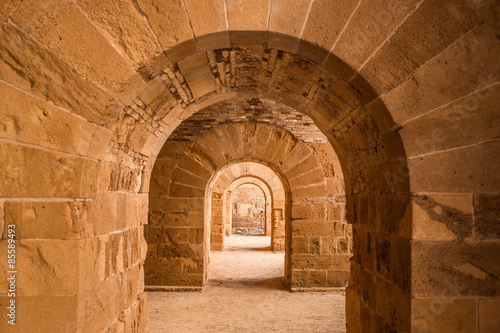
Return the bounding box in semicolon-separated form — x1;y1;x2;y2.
0;80;149;332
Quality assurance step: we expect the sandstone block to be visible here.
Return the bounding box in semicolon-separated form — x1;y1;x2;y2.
291;254;333;270
374;276;411;332
75;0;168;78
13;0;146;103
411;240;500;297
289;168;325;188
409;140;500;193
169;183;205;198
135;0;194;50
291;269;309;287
327;204;344;221
292;183;327;199
334;0;421;70
360;0;478;94
176;155;213;181
284;155;318;179
292;221;334;237
161;212;204;228
326;270;349;287
345;288;362;333
374;194;411;237
309;270;328;287
89;191;117;235
291;236;309;254
291;204;312;220
411;299;476;333
474;194;500;241
172;167;208;189
300;0;359;50
352;228;374;272
0;81;102;157
166;198;204;213
0;295;78;332
145;257;184;276
0;239;82;295
0;142;98;198
281;143;312;172
183;0;225;37
0;22;122;128
115;264;140;317
226;0;270;31
401;83;500;157
162;274;204;287
78;277;117;333
348;261;375;310
382;24;500;125
479;298;500;333
268;0;311;37
158;141;191;158
374;235;411;293
412;194;473;241
4;201;90;240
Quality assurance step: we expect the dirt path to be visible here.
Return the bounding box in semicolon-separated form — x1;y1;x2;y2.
146;235;346;332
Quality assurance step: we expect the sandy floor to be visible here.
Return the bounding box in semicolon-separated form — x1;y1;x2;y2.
146;235;346;332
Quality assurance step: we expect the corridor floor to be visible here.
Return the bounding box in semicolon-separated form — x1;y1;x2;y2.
146;235;346;332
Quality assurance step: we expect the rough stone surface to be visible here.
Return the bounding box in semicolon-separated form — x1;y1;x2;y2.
300;0;359;51
0;21;123;129
226;0;270;31
12;0;147;103
75;0;169;78
268;0;311;37
135;0;194;51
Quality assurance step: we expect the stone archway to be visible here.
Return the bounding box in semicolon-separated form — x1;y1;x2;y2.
208;162;287;252
1;1;498;332
147;121;350;290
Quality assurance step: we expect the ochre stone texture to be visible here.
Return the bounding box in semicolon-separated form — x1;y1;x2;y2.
0;0;498;332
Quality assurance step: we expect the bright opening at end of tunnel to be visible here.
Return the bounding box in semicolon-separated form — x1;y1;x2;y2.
231;183;267;236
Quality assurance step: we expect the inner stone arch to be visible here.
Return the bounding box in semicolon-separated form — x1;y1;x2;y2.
208;162;287;252
147;118;349;290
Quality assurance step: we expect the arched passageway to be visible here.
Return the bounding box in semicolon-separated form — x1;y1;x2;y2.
146;122;349;289
0;1;498;332
227;180;270;236
208;164;286;251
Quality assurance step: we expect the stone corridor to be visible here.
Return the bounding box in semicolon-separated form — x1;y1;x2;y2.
146;235;345;332
0;1;498;332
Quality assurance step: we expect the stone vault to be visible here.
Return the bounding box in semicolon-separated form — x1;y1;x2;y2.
0;0;498;332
